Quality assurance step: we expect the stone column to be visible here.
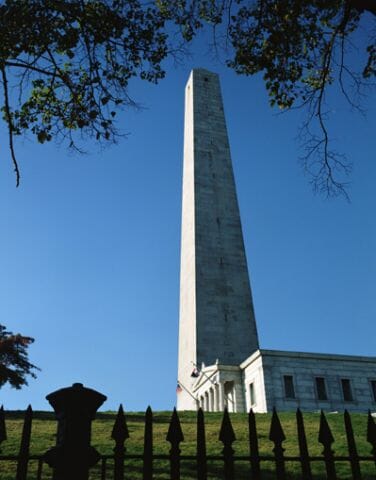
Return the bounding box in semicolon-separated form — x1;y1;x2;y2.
204;392;209;411
234;382;246;413
231;389;236;413
213;384;218;412
218;383;225;411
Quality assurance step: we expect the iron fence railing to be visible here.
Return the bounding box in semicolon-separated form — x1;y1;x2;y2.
1;383;376;479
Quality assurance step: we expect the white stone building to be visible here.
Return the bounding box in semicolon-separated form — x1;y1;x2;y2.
193;350;376;413
177;69;376;413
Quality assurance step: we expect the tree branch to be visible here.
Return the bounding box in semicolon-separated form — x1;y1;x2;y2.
1;66;20;187
5;61;57;78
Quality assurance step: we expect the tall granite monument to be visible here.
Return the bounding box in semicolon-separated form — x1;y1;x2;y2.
177;69;259;411
177;69;376;413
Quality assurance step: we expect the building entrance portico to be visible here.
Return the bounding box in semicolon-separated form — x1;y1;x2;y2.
192;364;245;413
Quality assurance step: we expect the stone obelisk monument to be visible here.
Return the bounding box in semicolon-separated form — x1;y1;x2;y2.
177;69;259;410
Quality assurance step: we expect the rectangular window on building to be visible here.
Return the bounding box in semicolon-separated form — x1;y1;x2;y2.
341;379;353;402
370;380;376;402
249;382;256;406
283;375;295;399
315;377;328;400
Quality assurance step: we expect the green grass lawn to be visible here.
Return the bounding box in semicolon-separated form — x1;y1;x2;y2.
1;410;375;479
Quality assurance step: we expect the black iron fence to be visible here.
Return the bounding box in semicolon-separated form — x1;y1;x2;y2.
1;383;376;479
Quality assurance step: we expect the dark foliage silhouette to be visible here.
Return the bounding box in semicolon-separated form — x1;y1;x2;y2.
0;0;375;197
0;324;39;389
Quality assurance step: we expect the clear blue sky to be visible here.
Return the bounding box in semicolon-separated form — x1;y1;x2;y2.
1;34;375;412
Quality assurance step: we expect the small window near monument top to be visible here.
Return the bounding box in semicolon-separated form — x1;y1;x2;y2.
283;375;295;399
370;380;376;401
341;379;353;401
315;377;328;400
250;382;256;406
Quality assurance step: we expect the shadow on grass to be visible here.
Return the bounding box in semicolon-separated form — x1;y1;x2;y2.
92;460;371;480
2;457;376;480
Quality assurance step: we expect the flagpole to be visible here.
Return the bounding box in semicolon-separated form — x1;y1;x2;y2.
177;380;199;405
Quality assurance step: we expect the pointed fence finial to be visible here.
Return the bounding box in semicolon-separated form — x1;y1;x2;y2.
269;408;286;480
318;410;334;445
166;407;184;445
318;410;337;480
219;408;236;445
0;405;7;446
269;408;286;444
219;408;236;480
167;408;184;480
111;404;129;443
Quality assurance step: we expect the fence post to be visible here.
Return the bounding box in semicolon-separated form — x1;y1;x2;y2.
344;410;361;480
318;410;337;480
166;408;184;480
112;404;129;480
269;408;286;480
248;409;260;480
197;408;207;480
142;406;153;480
0;405;6;450
16;405;32;480
44;382;107;480
296;408;312;480
219;408;236;480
